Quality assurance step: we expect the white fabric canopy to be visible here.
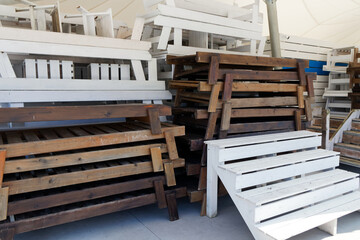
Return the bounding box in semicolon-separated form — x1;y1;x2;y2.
2;0;360;46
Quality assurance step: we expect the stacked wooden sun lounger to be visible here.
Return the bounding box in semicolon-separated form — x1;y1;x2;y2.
323;47;354;116
0;104;186;239
167;52;315;205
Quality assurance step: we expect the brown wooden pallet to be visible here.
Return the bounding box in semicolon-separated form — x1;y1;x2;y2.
0;120;186;230
0;175;186;239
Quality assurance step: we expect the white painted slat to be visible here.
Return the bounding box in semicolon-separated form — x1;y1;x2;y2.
0;78;166;90
258;191;360;239
221;149;338;173
61;61;73;80
238;169;347;199
49;60;60;79
167;44;262;57
235;156;339;189
131;60;146;81
0;27;150;51
158;26;172;50
154;15;263;41
148;59;158;81
131;17;145;41
0;52;16;78
157;4;262;32
90;63;99;80
220;136;321;162
100;64;109;80
24;59;36;78
174;28;182;46
247;171;358;206
37;59;48;79
120;64;130;80
205;130;320;148
254;178;359;222
110;64;119;80
0;90;172;103
0;39;152;61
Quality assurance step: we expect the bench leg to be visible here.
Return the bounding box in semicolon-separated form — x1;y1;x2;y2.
318;219;337;236
206;160;218;218
0;228;15;240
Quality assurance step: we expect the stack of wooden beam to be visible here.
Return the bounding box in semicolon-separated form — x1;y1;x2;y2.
0;104;186;239
348;48;360;109
167;52;315;205
264;34;342;110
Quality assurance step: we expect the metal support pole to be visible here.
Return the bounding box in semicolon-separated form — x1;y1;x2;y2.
264;0;281;58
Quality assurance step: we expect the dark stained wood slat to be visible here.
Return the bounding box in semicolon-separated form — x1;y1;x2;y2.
55;128;75;138
0;187;187;235
5;132;23;144
39;129;59;140
68;127;91;136
23;131;40;142
0;104;172;123
7;176;166;215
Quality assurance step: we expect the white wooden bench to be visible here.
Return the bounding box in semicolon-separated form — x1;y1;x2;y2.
206;131;360;240
133;0;265;57
0;27;171;104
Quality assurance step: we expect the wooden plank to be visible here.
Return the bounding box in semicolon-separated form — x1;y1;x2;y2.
222;74;234;102
49;60;60;79
195;108;301;119
0;187;8;221
166;192;179;221
295;110;302;130
208;55;220;85
24;59;36;78
150;147;164;172
254;178;359;222
154;180;167;209
164;161;176;187
220;102;231;131
297;60;306;86
1;126;184;158
229;120;294;134
0;150;5;186
5;143;167;174
37;59;48;78
198;82;298;92
297;86;305;108
120;64;130;80
219;136;322;162
0;104;171;123
131;60;146;81
1;188;186;235
110;64;119;80
164;131;179;160
7;176;165;216
100;64;109;80
235;156;339;190
0;27;151;51
195;52;308;68
230;97;297;108
306;74;315;98
3;158;184;195
148;108;162;135
218;69;299;81
0;228;14;240
208;83;221;112
158;26;172;50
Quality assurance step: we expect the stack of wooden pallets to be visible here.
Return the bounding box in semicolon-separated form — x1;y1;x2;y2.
0;104;186;240
167;52;315;206
348;48;360;109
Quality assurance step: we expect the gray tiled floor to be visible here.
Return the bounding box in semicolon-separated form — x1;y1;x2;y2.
15;196;360;240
